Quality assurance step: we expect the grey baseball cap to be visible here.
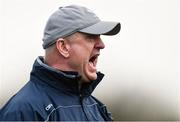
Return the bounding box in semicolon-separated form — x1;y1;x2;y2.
42;5;121;49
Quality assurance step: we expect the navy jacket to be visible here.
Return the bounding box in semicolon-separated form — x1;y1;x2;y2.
0;57;113;121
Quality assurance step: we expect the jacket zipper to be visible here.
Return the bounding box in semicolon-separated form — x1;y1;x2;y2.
78;81;89;121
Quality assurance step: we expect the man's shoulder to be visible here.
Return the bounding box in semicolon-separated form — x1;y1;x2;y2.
2;86;34;109
0;93;46;121
12;81;44;103
1;93;34;112
0;81;48;120
1;81;47;112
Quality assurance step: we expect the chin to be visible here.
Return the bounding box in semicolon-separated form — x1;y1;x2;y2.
89;75;97;81
82;64;98;83
82;73;97;83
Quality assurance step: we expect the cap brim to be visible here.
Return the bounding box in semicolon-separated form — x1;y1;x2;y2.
79;21;121;35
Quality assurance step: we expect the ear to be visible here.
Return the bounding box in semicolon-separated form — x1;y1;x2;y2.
56;38;70;58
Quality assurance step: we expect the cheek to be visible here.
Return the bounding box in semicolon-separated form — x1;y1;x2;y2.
68;46;88;69
70;44;92;59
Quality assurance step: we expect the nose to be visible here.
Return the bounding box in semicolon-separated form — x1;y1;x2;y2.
95;37;105;50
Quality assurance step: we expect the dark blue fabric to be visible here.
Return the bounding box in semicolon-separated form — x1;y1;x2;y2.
0;56;113;121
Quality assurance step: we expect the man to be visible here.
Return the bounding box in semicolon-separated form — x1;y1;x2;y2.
0;5;120;121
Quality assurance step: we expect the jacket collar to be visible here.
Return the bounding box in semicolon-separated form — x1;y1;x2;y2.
30;56;104;97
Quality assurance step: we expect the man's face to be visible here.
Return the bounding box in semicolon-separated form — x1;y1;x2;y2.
67;32;105;83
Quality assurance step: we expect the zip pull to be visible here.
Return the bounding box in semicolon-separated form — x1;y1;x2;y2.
45;104;53;111
79;94;82;100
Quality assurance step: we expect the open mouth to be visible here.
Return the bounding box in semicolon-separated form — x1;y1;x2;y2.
89;54;99;68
